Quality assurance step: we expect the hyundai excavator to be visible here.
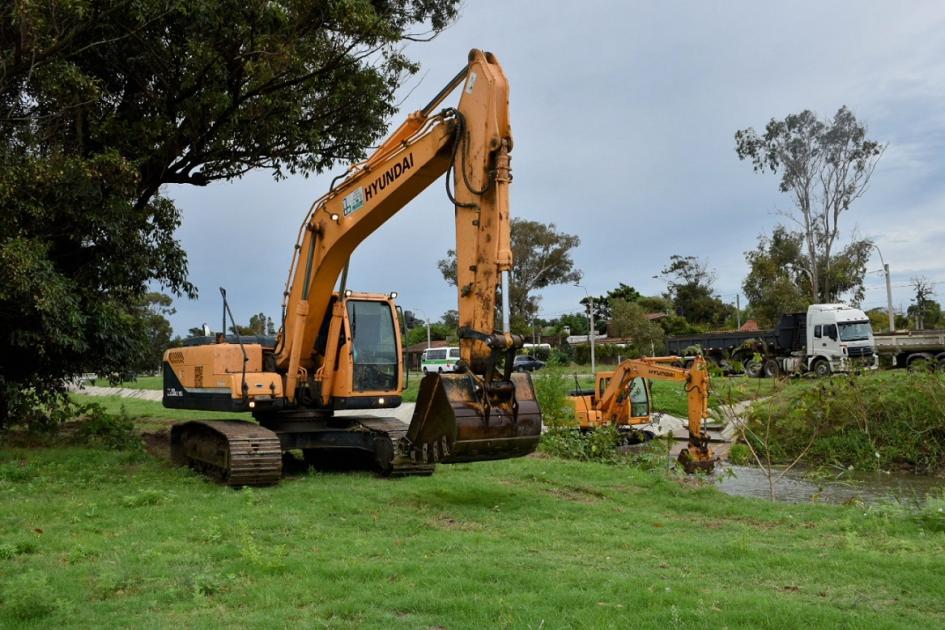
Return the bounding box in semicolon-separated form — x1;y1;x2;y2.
568;356;716;473
162;50;542;485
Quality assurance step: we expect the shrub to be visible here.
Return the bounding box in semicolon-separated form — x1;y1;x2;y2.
75;403;139;450
746;372;945;474
533;368;575;428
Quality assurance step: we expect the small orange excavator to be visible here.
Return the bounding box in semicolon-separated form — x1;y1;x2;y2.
162;50;542;485
568;356;716;473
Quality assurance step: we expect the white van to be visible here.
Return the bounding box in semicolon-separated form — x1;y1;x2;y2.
420;347;460;373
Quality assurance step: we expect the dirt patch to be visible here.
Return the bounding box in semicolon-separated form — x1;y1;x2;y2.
141;429;171;462
522;474;608;503
429;514;482;531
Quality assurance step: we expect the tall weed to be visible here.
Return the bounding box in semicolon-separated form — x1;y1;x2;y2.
747;372;945;474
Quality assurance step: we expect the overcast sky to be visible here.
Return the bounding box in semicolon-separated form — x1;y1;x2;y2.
166;1;945;335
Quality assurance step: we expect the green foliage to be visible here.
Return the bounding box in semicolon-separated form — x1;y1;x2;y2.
75;403;140;450
137;292;176;372
907;278;944;330
532;368;574;428
747;372;945;474
438;218;581;323
540;426;620;464
580;282;642;332
659;255;733;327
547;345;573;366
742;227;811;327
0;0;459;425
608;299;666;355
230;312;276;336
728;443;753;466
735;107;883;303
913;490;945;533
555;312;589;336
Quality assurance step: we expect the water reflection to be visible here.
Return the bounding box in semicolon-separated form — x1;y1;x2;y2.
715;465;945;506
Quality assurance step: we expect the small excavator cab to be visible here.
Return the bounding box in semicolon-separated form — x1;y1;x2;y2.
627;377;651;419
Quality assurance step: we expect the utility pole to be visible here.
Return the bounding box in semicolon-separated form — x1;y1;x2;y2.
884;263;895;332
870;244;895;332
416;308;432;349
735;294;741;329
576;284;596;376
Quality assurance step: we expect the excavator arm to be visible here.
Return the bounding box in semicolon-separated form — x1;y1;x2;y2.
276;49;517;403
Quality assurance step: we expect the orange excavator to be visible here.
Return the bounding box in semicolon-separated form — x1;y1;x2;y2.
162;50;542;485
568;356;716;473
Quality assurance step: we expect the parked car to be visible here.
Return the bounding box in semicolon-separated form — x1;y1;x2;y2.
513;355;545;372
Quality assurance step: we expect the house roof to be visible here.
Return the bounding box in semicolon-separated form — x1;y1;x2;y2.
738;320;760;332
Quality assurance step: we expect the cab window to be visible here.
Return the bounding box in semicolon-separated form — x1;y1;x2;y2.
346;300;398;392
629;377;649;417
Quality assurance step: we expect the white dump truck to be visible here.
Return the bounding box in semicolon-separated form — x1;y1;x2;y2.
667;303;877;377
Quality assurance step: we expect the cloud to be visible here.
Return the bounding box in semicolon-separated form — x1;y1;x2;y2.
165;1;945;334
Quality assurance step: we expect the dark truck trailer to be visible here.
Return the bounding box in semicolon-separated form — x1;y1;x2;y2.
666;304;877;377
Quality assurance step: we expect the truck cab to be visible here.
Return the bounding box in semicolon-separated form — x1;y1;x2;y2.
805;304;877;375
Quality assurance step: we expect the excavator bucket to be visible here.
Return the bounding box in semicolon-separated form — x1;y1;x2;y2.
402;371;542;464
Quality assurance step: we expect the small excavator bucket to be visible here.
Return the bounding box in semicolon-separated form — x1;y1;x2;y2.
402;371;542;464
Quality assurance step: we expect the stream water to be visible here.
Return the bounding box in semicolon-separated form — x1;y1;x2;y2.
714;465;945;506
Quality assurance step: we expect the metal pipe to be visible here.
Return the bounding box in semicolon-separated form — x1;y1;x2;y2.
501;271;511;334
338;260;350;296
884;263;895;332
870;243;895;332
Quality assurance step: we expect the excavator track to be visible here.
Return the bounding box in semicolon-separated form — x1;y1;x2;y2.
171;420;282;487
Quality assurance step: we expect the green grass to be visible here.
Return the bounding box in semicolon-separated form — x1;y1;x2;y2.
69;394;245;424
105;374;162;390
1;444;944;628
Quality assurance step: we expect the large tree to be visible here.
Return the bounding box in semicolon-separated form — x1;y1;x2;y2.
437;218;582;330
608;299;665;355
908;277;941;330
659;255;732;327
0;0;459;425
743;226;873;326
742;227;811;326
579;283;641;334
735;106;883;303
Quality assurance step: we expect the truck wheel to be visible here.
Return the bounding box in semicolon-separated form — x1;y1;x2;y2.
763;358;781;378
936;353;945;372
745;359;764;378
812;359;831;378
907;353;935;372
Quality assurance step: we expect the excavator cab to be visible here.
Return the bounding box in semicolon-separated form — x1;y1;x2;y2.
319;293;541;465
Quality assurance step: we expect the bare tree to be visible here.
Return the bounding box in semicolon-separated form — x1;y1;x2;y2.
911;277;935;330
735;107;884;302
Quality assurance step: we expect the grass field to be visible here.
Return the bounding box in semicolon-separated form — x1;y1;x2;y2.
2;444;944;628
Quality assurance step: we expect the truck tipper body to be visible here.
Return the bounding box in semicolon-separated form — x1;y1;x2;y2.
873;330;945;369
666;304;877;377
